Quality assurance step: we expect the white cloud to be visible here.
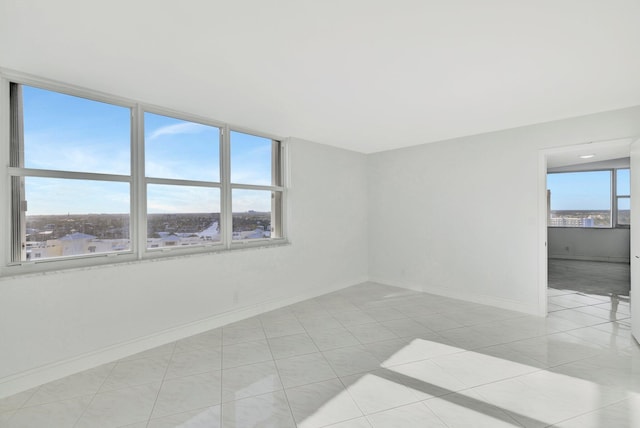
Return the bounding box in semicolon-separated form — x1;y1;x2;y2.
232;189;272;212
147;185;220;214
147;122;209;142
24;132;130;175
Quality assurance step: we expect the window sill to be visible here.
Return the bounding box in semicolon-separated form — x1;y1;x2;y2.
0;239;291;281
547;226;629;230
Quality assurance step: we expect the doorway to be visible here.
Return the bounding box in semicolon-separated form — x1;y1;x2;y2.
539;139;633;329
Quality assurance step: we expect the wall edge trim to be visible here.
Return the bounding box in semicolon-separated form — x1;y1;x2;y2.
369;277;539;316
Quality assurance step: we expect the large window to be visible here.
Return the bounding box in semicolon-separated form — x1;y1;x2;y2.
547;168;630;228
6;79;286;270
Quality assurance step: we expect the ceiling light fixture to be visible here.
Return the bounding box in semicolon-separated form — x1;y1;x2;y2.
579;154;595;159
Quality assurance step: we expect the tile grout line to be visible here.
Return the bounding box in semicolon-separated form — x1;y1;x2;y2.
2;383;41;424
71;361;119;428
218;325;229;427
257;314;297;427
144;341;178;428
543;395;632;427
417;399;457;428
285;297;367;425
312;294;419;425
296;296;364;426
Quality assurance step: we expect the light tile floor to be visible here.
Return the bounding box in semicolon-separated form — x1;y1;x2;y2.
1;279;638;427
548;258;630;297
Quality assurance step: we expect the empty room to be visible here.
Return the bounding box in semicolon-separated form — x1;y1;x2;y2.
546;146;631;328
1;1;639;427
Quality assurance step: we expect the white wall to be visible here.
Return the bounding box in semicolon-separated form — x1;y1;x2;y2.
548;228;629;262
368;106;640;315
0;138;369;397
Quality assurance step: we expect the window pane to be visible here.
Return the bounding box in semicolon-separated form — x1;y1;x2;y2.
22;85;130;175
230;131;273;185
23;177;130;260
617;169;630;196
547;171;611;228
232;189;272;240
618;197;630;225
147;184;221;248
145;113;220;182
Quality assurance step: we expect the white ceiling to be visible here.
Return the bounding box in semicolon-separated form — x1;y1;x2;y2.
1;0;640;153
545;138;632;169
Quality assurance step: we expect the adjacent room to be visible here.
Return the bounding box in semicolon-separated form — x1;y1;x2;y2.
1;1;639;427
545;143;632;368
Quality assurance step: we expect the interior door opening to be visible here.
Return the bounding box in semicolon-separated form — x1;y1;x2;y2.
540;139;636;343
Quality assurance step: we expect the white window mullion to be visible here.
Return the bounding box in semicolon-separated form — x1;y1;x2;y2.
279;140;289;240
221;126;232;248
146;177;222;188
133;105;146;260
7;167;131;182
271;139;282;238
229;183;284;192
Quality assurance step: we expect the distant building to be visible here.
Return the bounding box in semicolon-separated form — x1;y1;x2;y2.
59;232;96;256
548;217;595;227
27;220;226;259
233;226;270;240
197;222;220;241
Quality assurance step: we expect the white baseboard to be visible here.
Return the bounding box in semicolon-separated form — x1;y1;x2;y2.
0;276;368;399
369;277;539;316
548;255;630;263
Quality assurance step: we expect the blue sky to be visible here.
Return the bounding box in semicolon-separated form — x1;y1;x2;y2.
22;85;273;215
547;170;630;211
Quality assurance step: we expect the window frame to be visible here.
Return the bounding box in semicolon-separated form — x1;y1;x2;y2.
615;168;630;228
141;107;225;254
227;127;286;245
1;71;288;276
547;167;630;229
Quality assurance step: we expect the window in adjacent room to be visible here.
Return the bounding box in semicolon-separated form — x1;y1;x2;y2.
547;170;612;228
547;168;629;228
